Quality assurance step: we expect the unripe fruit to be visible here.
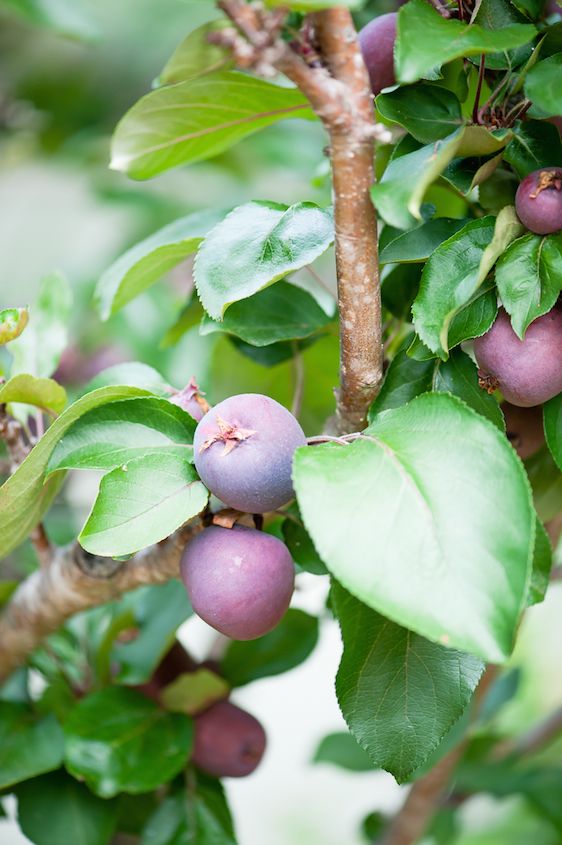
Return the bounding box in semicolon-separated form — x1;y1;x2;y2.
192;700;266;778
515;168;562;234
193;393;306;513
180;525;295;640
474;307;562;407
502;402;544;459
170;376;209;422
358;13;397;97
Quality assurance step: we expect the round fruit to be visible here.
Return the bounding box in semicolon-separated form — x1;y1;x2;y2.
192;700;266;778
515;168;562;234
193;393;306;513
358;13;397;97
180;525;295;640
502;402;545;459
170;376;208;422
474;307;562;407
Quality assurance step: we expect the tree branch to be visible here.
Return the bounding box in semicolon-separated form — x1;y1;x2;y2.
0;521;202;683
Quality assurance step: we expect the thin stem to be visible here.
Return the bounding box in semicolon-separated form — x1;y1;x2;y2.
291;342;305;419
472;55;486;124
477;71;511;123
495;703;562;759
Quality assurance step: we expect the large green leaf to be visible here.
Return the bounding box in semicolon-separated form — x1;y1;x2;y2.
377;84;463;144
332;584;483;782
221;609;319;687
294;393;534;662
313;731;374;772
64;687;193;798
528;517;552;606
83;362;171;396
0;374;66;415
495;233;562;338
199;281;332;345
504;120;562;178
47;397;196;473
110;71;314;180
432;349;505;429
16;771;117;845
544;392;562;473
525;54;562;116
194;201;334;320
0;704;63;788
140;779;236;845
79;453;208;557
412;208;524;358
155;21;233;86
368;340;435;417
371;127;511;229
7;272;71;379
396;0;536;84
379;218;469;265
95;210;224;320
0;385;149;558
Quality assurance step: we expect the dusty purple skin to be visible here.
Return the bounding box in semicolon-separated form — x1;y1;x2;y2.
474;307;562;407
358;13;397;97
169;376;208;422
192;700;266;778
515;168;562;234
180;525;295;640
193;393;306;513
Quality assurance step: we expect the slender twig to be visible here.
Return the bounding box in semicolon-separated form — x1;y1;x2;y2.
472;55;486;124
477;70;510;123
291;343;305;419
496;703;562;759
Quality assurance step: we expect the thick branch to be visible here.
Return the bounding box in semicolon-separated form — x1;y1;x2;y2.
0;522;202;683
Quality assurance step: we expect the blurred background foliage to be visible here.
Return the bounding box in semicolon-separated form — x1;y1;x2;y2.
1;2;562;843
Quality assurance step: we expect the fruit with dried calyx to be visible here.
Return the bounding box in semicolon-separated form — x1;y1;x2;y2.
180;524;295;640
474;307;562;407
192;700;266;778
358;13;397;97
193;393;306;513
515;168;562;234
169;376;209;422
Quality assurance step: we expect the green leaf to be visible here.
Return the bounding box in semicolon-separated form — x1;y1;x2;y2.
396;0;536;84
377;84;463;144
526;446;562;523
331;584;483;782
312;731;374;772
221;609;319;687
294;393;534;662
194;201;334;320
140;780;236;845
47;397;196;473
525;54;562;116
372;127;511;229
8;272;71;379
495;233;562;338
504;119;562;178
381;263;422;320
432;348;505;429
369;337;435;418
161;669;230;715
412;208;524;358
528;517;552;606
0;374;66;414
83;362;172;396
110;71;314;180
0;307;28;344
112;582;193;685
0;385;149;558
281;518;328;574
379;218;469;265
16;771;117;845
544;391;562;473
473;0;534;71
79;453;208;557
64;687;193;798
95;210;224;320
199;281;332;345
155;21;233;86
0;704;63;788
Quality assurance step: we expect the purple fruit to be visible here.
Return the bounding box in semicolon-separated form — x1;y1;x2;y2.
180;524;295;640
358;13;397;97
474;307;562;407
170;376;209;422
193;393;306;513
515;168;562;234
192;700;266;778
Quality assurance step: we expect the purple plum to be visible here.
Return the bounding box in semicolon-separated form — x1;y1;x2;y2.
474;306;562;407
170;376;209;422
358;13;397;97
193;393;306;513
192;700;266;778
515;168;562;234
180;524;295;640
